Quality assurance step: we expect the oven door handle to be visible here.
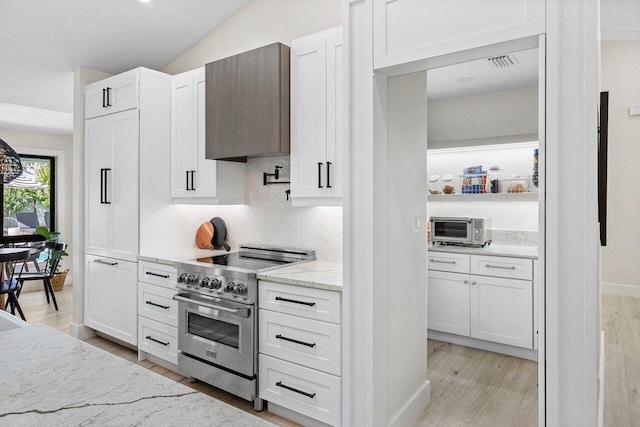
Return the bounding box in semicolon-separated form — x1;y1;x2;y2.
173;294;251;318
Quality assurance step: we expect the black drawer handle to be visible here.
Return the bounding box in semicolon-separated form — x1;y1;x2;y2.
145;336;169;346
275;296;316;307
318;162;323;188
326;161;332;188
106;87;112;107
145;300;170;310
275;334;316;348
146;271;170;279
275;381;316;399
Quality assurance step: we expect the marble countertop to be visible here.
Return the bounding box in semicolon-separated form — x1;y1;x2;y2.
0;325;274;427
257;260;343;292
138;248;231;266
428;243;539;259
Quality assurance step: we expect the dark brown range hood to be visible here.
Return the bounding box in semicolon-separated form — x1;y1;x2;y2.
205;43;290;161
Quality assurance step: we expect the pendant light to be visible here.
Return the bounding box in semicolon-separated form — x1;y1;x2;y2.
0;138;23;183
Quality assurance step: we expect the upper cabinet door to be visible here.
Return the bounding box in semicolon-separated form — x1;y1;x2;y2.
86;72;139;119
291;38;328;198
193;68;217;198
373;0;545;70
171;72;198;198
325;32;344;199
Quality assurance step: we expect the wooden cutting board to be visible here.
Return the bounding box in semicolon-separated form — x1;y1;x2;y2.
195;222;214;249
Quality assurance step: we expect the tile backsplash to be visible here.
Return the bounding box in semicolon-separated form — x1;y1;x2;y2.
170;156;343;262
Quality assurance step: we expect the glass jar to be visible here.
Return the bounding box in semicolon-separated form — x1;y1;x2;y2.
428;175;442;194
442;174;456;194
488;166;504;194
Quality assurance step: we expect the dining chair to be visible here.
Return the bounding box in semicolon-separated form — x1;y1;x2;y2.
16;242;66;311
0;251;30;320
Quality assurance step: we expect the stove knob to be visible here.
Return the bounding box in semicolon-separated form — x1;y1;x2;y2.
187;274;198;285
233;284;247;295
225;282;235;293
200;277;210;288
211;278;222;290
178;273;188;283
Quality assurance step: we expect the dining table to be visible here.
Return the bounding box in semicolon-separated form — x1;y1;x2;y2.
0;247;34;311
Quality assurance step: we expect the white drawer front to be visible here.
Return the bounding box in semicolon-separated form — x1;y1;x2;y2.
138;261;177;290
138;317;178;365
471;255;533;280
259;281;341;324
85;73;139;119
138;282;178;327
259;354;341;426
260;310;341;376
427;251;470;273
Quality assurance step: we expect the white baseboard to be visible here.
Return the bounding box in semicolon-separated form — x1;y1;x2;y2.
428;330;538;361
601;282;640;298
69;323;95;340
388;380;431;427
598;330;605;427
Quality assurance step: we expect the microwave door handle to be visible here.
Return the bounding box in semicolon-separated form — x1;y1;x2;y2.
173;294;250;318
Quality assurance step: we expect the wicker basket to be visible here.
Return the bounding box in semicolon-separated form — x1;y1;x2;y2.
51;268;69;292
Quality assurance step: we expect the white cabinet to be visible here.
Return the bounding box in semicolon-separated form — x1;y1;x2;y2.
84;254;138;345
291;27;343;206
85;68;172;346
258;281;342;426
137;261;179;366
85;72;139;119
373;0;545;70
171;67;245;203
85;109;139;262
427;251;536;350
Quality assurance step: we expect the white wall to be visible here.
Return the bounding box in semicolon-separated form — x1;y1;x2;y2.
0;127;72;275
600;41;640;290
427;85;538;143
157;0;343;261
386;72;429;424
163;0;342;75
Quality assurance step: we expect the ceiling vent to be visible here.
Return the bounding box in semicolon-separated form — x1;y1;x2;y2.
487;54;519;69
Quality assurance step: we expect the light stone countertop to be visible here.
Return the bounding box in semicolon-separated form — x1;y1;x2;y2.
138;248;231;266
0;325;274;427
257;260;343;292
428;243;539;259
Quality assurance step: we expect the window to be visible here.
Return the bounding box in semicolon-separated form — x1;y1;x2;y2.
2;155;55;239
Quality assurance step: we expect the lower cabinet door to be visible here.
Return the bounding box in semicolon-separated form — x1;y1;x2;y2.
138;316;179;365
259;354;341;426
470;275;533;348
427;270;470;336
85;254;138;345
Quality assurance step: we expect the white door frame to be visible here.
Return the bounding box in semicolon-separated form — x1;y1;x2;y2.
343;1;600;426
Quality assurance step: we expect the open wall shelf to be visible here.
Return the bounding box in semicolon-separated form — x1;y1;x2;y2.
428;192;539;202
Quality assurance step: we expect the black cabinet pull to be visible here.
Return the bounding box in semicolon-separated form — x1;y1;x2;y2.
275;381;316;399
318;162;323;188
106;87;112;107
275;296;316;307
145;336;169;346
190;170;196;191
102;88;106;108
95;259;118;266
100;168;105;204
185;170;189;191
326;161;332;188
103;168;111;204
145;271;170;279
275;334;316;348
145;300;170;310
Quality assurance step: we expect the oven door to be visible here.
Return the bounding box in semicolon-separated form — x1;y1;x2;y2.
174;293;254;377
431;218;472;244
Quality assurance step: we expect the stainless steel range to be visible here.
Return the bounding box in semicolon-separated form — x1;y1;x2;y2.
173;244;315;411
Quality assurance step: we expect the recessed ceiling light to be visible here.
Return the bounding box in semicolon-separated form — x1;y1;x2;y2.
458;77;474;83
140;0;151;3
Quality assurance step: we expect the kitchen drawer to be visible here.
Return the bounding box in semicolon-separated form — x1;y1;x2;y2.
427;251;470;274
138;261;177;290
259;354;341;426
137;282;178;328
86;72;139;119
260;309;341;376
259;281;341;324
470;255;533;280
138;316;179;365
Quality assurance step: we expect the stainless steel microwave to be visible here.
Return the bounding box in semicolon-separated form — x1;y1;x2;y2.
430;217;492;247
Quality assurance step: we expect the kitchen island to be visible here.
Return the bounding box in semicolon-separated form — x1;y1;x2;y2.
0;323;274;426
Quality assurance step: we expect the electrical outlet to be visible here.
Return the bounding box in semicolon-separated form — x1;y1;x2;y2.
630;104;640;117
412;214;422;232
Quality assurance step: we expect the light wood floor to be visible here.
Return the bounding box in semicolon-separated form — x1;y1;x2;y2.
602;294;640;427
15;286;639;426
